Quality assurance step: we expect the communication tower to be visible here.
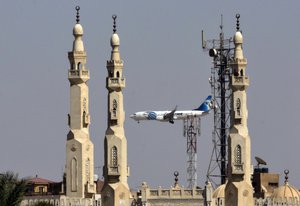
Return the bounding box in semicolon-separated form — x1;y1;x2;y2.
202;16;234;187
183;116;201;189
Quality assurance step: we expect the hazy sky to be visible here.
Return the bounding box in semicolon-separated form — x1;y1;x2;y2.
1;1;300;191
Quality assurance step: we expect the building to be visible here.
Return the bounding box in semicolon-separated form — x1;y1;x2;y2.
101;15;131;206
19;8;300;206
135;172;205;206
252;167;279;199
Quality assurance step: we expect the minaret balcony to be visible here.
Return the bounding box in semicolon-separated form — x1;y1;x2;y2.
85;183;96;195
231;76;249;89
233;163;244;174
68;69;89;84
106;77;125;90
108;166;120;176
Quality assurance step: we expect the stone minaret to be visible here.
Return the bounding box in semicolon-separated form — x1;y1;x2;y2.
101;15;131;206
66;6;96;201
225;14;254;206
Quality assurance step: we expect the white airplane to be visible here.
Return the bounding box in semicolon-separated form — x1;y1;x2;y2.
130;95;213;124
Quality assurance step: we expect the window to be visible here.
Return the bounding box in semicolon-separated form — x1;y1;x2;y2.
113;99;117;117
39;187;44;194
116;71;120;78
77;62;82;70
111;146;118;167
236;98;241;116
235;145;242;165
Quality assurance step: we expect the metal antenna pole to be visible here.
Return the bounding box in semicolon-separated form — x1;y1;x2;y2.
202;16;233;188
183;116;201;189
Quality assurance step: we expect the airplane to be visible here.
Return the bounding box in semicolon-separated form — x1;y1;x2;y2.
130;95;213;124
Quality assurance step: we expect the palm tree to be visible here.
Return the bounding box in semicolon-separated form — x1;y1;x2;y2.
0;171;27;206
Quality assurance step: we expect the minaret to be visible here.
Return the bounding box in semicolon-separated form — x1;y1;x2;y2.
66;6;96;201
225;14;254;206
101;15;131;206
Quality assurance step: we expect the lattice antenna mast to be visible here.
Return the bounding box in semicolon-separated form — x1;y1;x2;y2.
183;116;201;189
202;15;234;188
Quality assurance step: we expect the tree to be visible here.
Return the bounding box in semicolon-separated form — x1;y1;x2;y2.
32;201;55;206
0;171;27;206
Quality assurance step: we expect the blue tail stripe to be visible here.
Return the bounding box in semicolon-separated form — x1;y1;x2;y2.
195;95;212;111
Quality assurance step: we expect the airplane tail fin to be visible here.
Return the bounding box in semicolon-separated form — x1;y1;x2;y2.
194;95;213;111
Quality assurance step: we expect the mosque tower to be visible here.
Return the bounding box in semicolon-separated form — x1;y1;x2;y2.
101;15;131;206
225;14;254;206
66;6;96;202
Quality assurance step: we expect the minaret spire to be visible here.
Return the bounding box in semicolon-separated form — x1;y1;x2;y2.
236;14;240;31
112;14;117;33
75;6;80;24
225;14;254;206
66;6;95;202
102;15;130;206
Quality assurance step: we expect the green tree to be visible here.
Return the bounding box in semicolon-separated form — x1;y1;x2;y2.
0;171;27;206
32;201;55;206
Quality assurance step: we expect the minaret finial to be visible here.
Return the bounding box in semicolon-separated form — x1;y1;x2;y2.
236;14;240;31
284;169;289;184
174;171;179;187
112;15;117;33
75;6;80;24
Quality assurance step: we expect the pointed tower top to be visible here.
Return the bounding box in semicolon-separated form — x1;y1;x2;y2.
112;14;117;33
73;6;83;37
110;15;120;48
236;14;240;31
234;14;243;45
76;6;80;24
72;6;84;52
284;169;289;184
173;171;180;188
233;14;244;60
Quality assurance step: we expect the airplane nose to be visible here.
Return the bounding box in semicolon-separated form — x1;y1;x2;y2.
130;114;135;119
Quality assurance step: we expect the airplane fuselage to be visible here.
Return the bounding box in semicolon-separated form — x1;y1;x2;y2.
130;110;208;122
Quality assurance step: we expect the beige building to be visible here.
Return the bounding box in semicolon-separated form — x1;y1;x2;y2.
20;9;300;206
65;6;96;205
101;15;131;206
135;173;206;206
224;15;254;206
252;168;279;199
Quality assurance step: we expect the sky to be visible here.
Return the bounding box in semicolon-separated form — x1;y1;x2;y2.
1;1;300;191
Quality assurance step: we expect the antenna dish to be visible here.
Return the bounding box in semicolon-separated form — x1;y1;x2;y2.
255;156;267;166
209;49;218;57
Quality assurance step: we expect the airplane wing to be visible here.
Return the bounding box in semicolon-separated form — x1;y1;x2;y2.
163;106;177;124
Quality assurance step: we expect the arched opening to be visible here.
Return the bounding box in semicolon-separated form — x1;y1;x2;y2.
77;62;82;70
236;98;241;116
235;145;242;165
116;71;120;78
111;146;118;167
113;99;117;117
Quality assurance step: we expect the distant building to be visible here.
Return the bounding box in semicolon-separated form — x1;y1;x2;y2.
252;168;279;199
21;175;66;206
134;173;205;206
25;175;63;196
